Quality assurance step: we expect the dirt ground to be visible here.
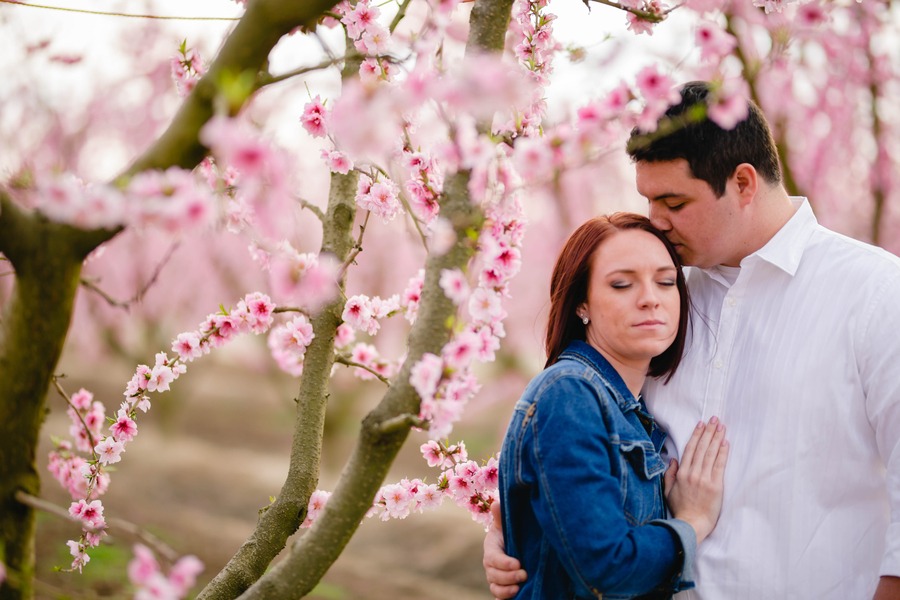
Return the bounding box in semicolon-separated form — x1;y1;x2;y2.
33;350;516;599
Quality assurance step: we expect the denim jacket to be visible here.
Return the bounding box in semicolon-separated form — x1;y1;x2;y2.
499;341;696;599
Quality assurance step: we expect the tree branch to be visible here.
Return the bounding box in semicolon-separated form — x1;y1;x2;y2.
14;491;180;564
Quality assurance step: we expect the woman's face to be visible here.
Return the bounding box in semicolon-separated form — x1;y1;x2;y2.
579;229;681;372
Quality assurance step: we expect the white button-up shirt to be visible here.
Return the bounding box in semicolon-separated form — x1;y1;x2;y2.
645;198;900;599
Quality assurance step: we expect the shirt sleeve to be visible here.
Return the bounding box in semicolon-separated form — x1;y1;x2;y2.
523;372;696;597
860;270;900;578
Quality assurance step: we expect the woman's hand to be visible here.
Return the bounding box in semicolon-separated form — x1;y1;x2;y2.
664;417;729;544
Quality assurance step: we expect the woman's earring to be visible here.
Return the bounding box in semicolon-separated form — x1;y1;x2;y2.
581;315;590;325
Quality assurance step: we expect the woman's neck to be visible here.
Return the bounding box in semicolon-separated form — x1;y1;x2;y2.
590;344;648;400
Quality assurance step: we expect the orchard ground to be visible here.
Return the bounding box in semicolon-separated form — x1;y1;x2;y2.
35;344;520;600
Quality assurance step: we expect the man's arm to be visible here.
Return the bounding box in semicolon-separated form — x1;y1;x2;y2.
874;576;900;600
483;500;527;599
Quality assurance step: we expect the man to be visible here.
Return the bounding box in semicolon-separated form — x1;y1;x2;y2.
484;81;900;599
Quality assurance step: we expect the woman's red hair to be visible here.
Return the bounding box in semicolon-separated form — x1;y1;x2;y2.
544;213;689;382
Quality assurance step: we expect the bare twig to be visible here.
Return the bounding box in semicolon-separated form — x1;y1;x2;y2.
14;491;180;564
337;212;370;281
334;354;391;385
80;242;180;310
375;413;427;434
259;55;353;86
389;0;413;32
299;198;326;222
51;376;99;458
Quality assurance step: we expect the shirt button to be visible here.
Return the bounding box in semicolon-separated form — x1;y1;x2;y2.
714;359;724;369
727;297;737;307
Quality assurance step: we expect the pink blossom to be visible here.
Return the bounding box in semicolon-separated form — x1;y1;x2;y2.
410;353;444;400
708;80;749;130
468;287;504;323
356;177;403;222
238;292;276;333
420;440;445;468
334;323;355;348
350;343;378;366
172;332;202;361
634;65;681;107
301;489;332;528
294;255;341;312
625;1;666;36
110;409;138;443
342;0;380;39
94;436;125;465
479;456;500;488
381;483;414;519
695;21;737;62
67;540;91;572
512;137;555;184
268;315;315;377
69;499;106;529
300;96;329;138
355;23;391;55
225;196;253;233
473;324;502;362
146;364;175;393
370;294;400;319
796;2;830;29
442;330;481;370
320;148;353;174
401;271;424;323
342;295;376;333
439;268;470;305
128;544;160;586
168;555;204;595
416;483;443;510
70;388;94;410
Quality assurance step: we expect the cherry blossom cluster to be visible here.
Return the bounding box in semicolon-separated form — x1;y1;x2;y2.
128;544;203;600
338;0;396;83
508;0;559;135
334;293;403;381
199;116;291;227
265;241;341;312
48;293;275;571
300;441;498;530
368;441;498;529
15;166;217;233
170;41;205;98
620;1;668;36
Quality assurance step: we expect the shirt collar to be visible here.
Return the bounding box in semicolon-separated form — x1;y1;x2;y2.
559;340;639;412
700;197;817;283
748;197;817;275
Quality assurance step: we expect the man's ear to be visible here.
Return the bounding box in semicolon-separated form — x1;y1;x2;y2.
732;163;758;206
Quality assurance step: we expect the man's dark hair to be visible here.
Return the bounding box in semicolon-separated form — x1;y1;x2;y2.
626;81;783;197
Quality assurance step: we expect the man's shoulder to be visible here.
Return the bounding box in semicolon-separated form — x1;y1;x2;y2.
808;224;900;274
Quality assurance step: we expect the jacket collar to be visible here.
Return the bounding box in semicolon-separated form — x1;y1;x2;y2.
558;340;640;412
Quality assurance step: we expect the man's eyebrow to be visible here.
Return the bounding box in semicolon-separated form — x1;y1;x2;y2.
648;193;687;202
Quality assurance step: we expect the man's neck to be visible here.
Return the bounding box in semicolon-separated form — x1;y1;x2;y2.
724;185;796;266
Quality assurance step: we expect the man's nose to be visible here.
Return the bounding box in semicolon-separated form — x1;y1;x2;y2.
648;205;671;231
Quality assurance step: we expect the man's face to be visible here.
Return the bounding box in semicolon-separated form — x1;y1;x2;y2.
635;159;743;269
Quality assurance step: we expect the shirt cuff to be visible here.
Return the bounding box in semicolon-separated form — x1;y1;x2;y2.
651;518;697;592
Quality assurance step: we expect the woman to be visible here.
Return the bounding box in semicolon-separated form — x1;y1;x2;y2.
498;213;728;599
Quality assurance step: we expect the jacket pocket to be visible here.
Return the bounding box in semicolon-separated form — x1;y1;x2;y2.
618;439;666;526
